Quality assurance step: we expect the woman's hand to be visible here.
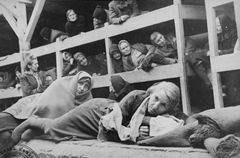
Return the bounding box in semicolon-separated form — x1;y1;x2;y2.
139;125;149;137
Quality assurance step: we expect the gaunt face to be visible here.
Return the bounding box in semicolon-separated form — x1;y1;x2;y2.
112;50;121;60
119;42;131;56
29;59;39;72
15;71;21;79
68;10;77;22
152;33;166;47
76;77;90;96
147;90;170;116
76;55;88;66
216;17;222;34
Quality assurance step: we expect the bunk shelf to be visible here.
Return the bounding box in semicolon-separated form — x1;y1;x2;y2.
0;4;206;66
0;88;22;99
0;53;20;67
206;0;234;8
212;53;240;72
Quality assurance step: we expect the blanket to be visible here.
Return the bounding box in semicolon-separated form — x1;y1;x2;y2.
4;71;93;120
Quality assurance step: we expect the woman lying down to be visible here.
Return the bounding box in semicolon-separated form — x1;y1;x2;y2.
11;81;188;144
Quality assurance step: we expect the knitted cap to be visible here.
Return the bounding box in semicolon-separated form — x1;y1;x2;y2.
73;52;85;59
92;5;107;22
111;75;127;93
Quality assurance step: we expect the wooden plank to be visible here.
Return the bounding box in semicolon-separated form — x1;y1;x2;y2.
105;37;114;74
181;5;206;20
206;0;234;8
56;39;63;79
28;42;57;57
0;88;22;99
234;0;240;47
206;3;224;108
24;0;46;42
0;3;20;38
212;54;240;72
0;53;21;67
174;2;191;115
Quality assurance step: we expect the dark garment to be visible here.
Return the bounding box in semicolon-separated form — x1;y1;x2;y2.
62;60;75;77
112;59;124;73
77;58;106;76
108;75;135;102
20;72;44;97
44;98;116;141
0;112;23;133
65;16;86;37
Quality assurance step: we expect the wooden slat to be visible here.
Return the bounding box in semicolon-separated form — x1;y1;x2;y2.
234;0;240;46
24;0;46;42
0;89;22;99
206;2;224;108
0;53;21;67
174;2;191;115
212;54;240;72
181;5;206;20
0;4;20;38
206;0;234;8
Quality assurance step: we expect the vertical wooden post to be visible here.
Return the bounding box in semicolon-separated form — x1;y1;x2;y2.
56;38;63;79
205;0;224;108
174;0;191;115
234;0;240;49
16;1;30;74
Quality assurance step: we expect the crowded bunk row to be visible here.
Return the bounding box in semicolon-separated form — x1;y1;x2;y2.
0;0;240;157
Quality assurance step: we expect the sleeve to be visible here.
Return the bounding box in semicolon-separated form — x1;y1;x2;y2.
108;2;122;24
118;90;146;126
62;62;73;77
145;44;156;55
20;76;37;97
130;0;140;17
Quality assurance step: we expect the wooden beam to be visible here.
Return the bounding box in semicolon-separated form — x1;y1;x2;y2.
181;5;206;20
0;3;20;38
24;0;46;42
205;0;224;108
212;54;240;72
174;2;191;115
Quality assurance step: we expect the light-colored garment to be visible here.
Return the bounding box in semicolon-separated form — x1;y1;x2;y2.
149;114;184;136
99;97;149;142
5;71;93;120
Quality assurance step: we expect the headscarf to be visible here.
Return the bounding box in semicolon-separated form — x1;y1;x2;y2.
32;71;93;119
109;44;121;58
92;5;107;22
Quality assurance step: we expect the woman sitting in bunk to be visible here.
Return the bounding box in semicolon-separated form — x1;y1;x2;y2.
92;5;108;29
65;9;87;37
118;40;176;72
62;51;76;77
73;52;107;76
20;54;45;97
0;71;93;151
108;0;140;25
109;43;124;73
12;81;188;145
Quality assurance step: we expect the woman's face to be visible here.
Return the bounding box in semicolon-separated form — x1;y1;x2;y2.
152;33;166;47
64;52;72;61
216;17;222;34
68;10;77;22
119;42;131;56
76;77;90;96
76;55;88;66
147;91;170;116
112;51;121;60
29;59;39;72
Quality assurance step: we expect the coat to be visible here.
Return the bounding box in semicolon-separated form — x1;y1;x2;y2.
20;72;45;97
